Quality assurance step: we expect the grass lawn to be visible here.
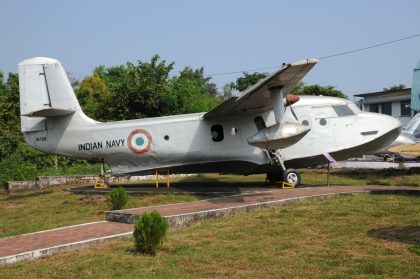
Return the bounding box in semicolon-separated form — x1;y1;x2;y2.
1;168;419;238
298;168;420;187
1;194;419;278
0;185;203;238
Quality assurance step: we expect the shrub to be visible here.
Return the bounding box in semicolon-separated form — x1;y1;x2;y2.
107;186;128;210
133;210;168;255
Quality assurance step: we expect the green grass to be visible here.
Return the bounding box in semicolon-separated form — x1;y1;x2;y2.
1;194;419;278
1;169;419;238
299;168;420;186
0;185;201;238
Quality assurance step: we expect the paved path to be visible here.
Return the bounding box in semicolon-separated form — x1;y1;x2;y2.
1;185;419;266
106;185;420;223
0;222;132;259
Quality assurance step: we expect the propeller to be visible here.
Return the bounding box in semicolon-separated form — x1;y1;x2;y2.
285;94;299;121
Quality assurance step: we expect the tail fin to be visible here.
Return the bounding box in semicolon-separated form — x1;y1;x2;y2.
411;59;420;112
18;57;95;132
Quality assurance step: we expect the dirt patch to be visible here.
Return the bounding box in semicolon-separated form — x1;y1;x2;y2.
78;195;107;205
0;201;25;209
96;210;106;216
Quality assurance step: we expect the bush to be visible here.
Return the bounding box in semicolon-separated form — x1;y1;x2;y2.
133;210;168;255
107;186;128;210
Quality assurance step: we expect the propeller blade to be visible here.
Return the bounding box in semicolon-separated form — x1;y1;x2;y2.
285;94;299;121
290;104;299;121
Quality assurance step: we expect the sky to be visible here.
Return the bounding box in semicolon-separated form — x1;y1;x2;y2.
1;0;420;98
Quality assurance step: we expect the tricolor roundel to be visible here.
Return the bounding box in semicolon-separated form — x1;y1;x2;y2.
128;129;152;155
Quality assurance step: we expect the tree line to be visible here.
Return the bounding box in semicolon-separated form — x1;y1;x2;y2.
0;55;346;186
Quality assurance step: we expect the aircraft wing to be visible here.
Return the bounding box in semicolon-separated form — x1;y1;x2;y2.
204;58;319;118
389;143;420;156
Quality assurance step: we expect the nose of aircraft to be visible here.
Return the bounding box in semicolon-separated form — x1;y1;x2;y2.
358;112;401;151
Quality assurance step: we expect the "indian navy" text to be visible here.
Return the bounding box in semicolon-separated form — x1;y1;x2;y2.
78;139;125;151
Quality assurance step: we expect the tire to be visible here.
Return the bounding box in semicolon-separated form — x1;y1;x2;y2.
282;169;301;186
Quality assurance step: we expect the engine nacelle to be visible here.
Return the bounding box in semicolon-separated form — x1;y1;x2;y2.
247;122;310;150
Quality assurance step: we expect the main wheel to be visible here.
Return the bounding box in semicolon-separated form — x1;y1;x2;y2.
282;169;301;187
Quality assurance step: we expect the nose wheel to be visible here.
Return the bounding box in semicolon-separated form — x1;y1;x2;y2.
283;169;301;186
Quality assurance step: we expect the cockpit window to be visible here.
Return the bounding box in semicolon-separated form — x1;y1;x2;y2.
332;105;355;117
347;103;361;114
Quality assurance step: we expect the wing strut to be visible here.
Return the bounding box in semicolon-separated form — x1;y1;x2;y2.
269;86;285;124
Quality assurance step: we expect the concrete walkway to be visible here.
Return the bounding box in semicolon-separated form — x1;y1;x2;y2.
1;185;419;266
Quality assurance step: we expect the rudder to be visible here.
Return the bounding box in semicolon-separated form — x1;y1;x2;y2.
18;57;95;132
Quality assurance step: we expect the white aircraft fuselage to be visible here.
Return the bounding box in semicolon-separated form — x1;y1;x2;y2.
23;96;400;176
18;57;401;184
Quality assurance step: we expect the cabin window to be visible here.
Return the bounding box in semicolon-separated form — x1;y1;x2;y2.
302;120;309;126
312;106;337;118
348;103;361;114
211;124;224;142
319;118;327;126
164;135;169;141
332;105;354;117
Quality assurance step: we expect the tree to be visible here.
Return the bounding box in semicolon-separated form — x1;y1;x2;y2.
167;67;221;114
222;82;235;100
0;72;20;130
93;65;130;121
76;74;110;121
123;55;174;119
234;72;269;92
232;71;346;98
383;84;406;91
67;72;80;91
0;71;57;181
293;83;347;98
74;56;222;120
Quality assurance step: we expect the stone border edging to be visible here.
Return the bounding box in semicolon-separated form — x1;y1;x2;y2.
0;232;132;266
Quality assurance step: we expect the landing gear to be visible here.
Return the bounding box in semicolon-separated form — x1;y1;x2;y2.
282;169;301;186
264;148;301;187
266;168;301;187
94;159;110;189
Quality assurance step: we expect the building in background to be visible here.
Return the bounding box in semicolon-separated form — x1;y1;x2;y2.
355;88;415;126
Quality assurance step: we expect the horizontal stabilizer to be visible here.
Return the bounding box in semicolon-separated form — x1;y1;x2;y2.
23;108;76;118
